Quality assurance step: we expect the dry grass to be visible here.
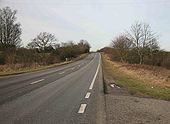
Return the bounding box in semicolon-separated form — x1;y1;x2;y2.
0;63;40;72
0;61;71;76
108;59;170;88
0;53;88;76
102;53;170;100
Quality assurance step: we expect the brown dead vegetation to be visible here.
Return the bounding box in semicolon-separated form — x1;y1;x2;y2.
105;54;170;88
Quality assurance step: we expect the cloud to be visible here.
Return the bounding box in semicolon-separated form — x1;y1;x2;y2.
1;0;170;51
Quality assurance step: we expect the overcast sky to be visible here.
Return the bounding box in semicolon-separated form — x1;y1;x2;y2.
0;0;170;51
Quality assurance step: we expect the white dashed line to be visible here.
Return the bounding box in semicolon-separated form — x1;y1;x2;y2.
78;65;81;67
89;54;101;90
85;92;91;99
59;71;65;74
79;54;96;70
30;79;44;85
71;67;75;70
78;104;87;114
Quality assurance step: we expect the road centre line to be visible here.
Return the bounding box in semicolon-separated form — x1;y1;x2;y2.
74;54;95;72
59;71;65;74
85;92;91;99
30;79;45;85
78;104;87;114
30;54;95;86
71;67;75;70
89;54;101;90
83;54;96;68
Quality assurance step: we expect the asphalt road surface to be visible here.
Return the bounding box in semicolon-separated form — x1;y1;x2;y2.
0;53;106;124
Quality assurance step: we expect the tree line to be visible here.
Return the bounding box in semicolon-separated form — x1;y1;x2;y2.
100;22;170;69
0;7;90;66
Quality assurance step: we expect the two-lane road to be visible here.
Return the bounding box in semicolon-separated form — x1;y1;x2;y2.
0;53;106;124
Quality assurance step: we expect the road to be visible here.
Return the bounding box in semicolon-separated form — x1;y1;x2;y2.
0;53;106;124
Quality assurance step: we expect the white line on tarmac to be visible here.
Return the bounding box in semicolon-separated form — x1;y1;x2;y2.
30;79;44;85
85;92;91;99
71;67;75;70
89;54;101;90
59;71;65;74
78;104;87;114
80;54;96;70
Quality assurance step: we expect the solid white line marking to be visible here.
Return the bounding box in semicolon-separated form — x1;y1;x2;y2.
59;71;65;74
89;54;101;90
30;79;44;85
85;92;91;99
78;104;87;114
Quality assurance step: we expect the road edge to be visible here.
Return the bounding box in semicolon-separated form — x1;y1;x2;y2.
96;53;107;124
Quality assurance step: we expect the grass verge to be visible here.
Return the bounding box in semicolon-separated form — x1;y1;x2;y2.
102;53;170;101
0;53;88;77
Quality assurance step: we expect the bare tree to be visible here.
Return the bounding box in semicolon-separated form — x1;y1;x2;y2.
78;39;91;53
147;38;160;64
26;41;37;49
0;7;21;49
112;35;133;62
126;22;158;64
29;32;57;51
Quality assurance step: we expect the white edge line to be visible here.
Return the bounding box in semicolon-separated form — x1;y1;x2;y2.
85;92;91;99
89;54;101;90
30;79;44;85
78;104;87;114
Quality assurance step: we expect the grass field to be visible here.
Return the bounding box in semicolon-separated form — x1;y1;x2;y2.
102;53;170;100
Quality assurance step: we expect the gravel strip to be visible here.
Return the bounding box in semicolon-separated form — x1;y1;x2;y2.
105;93;170;124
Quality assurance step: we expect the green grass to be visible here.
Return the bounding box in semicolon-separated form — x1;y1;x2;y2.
102;54;170;101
